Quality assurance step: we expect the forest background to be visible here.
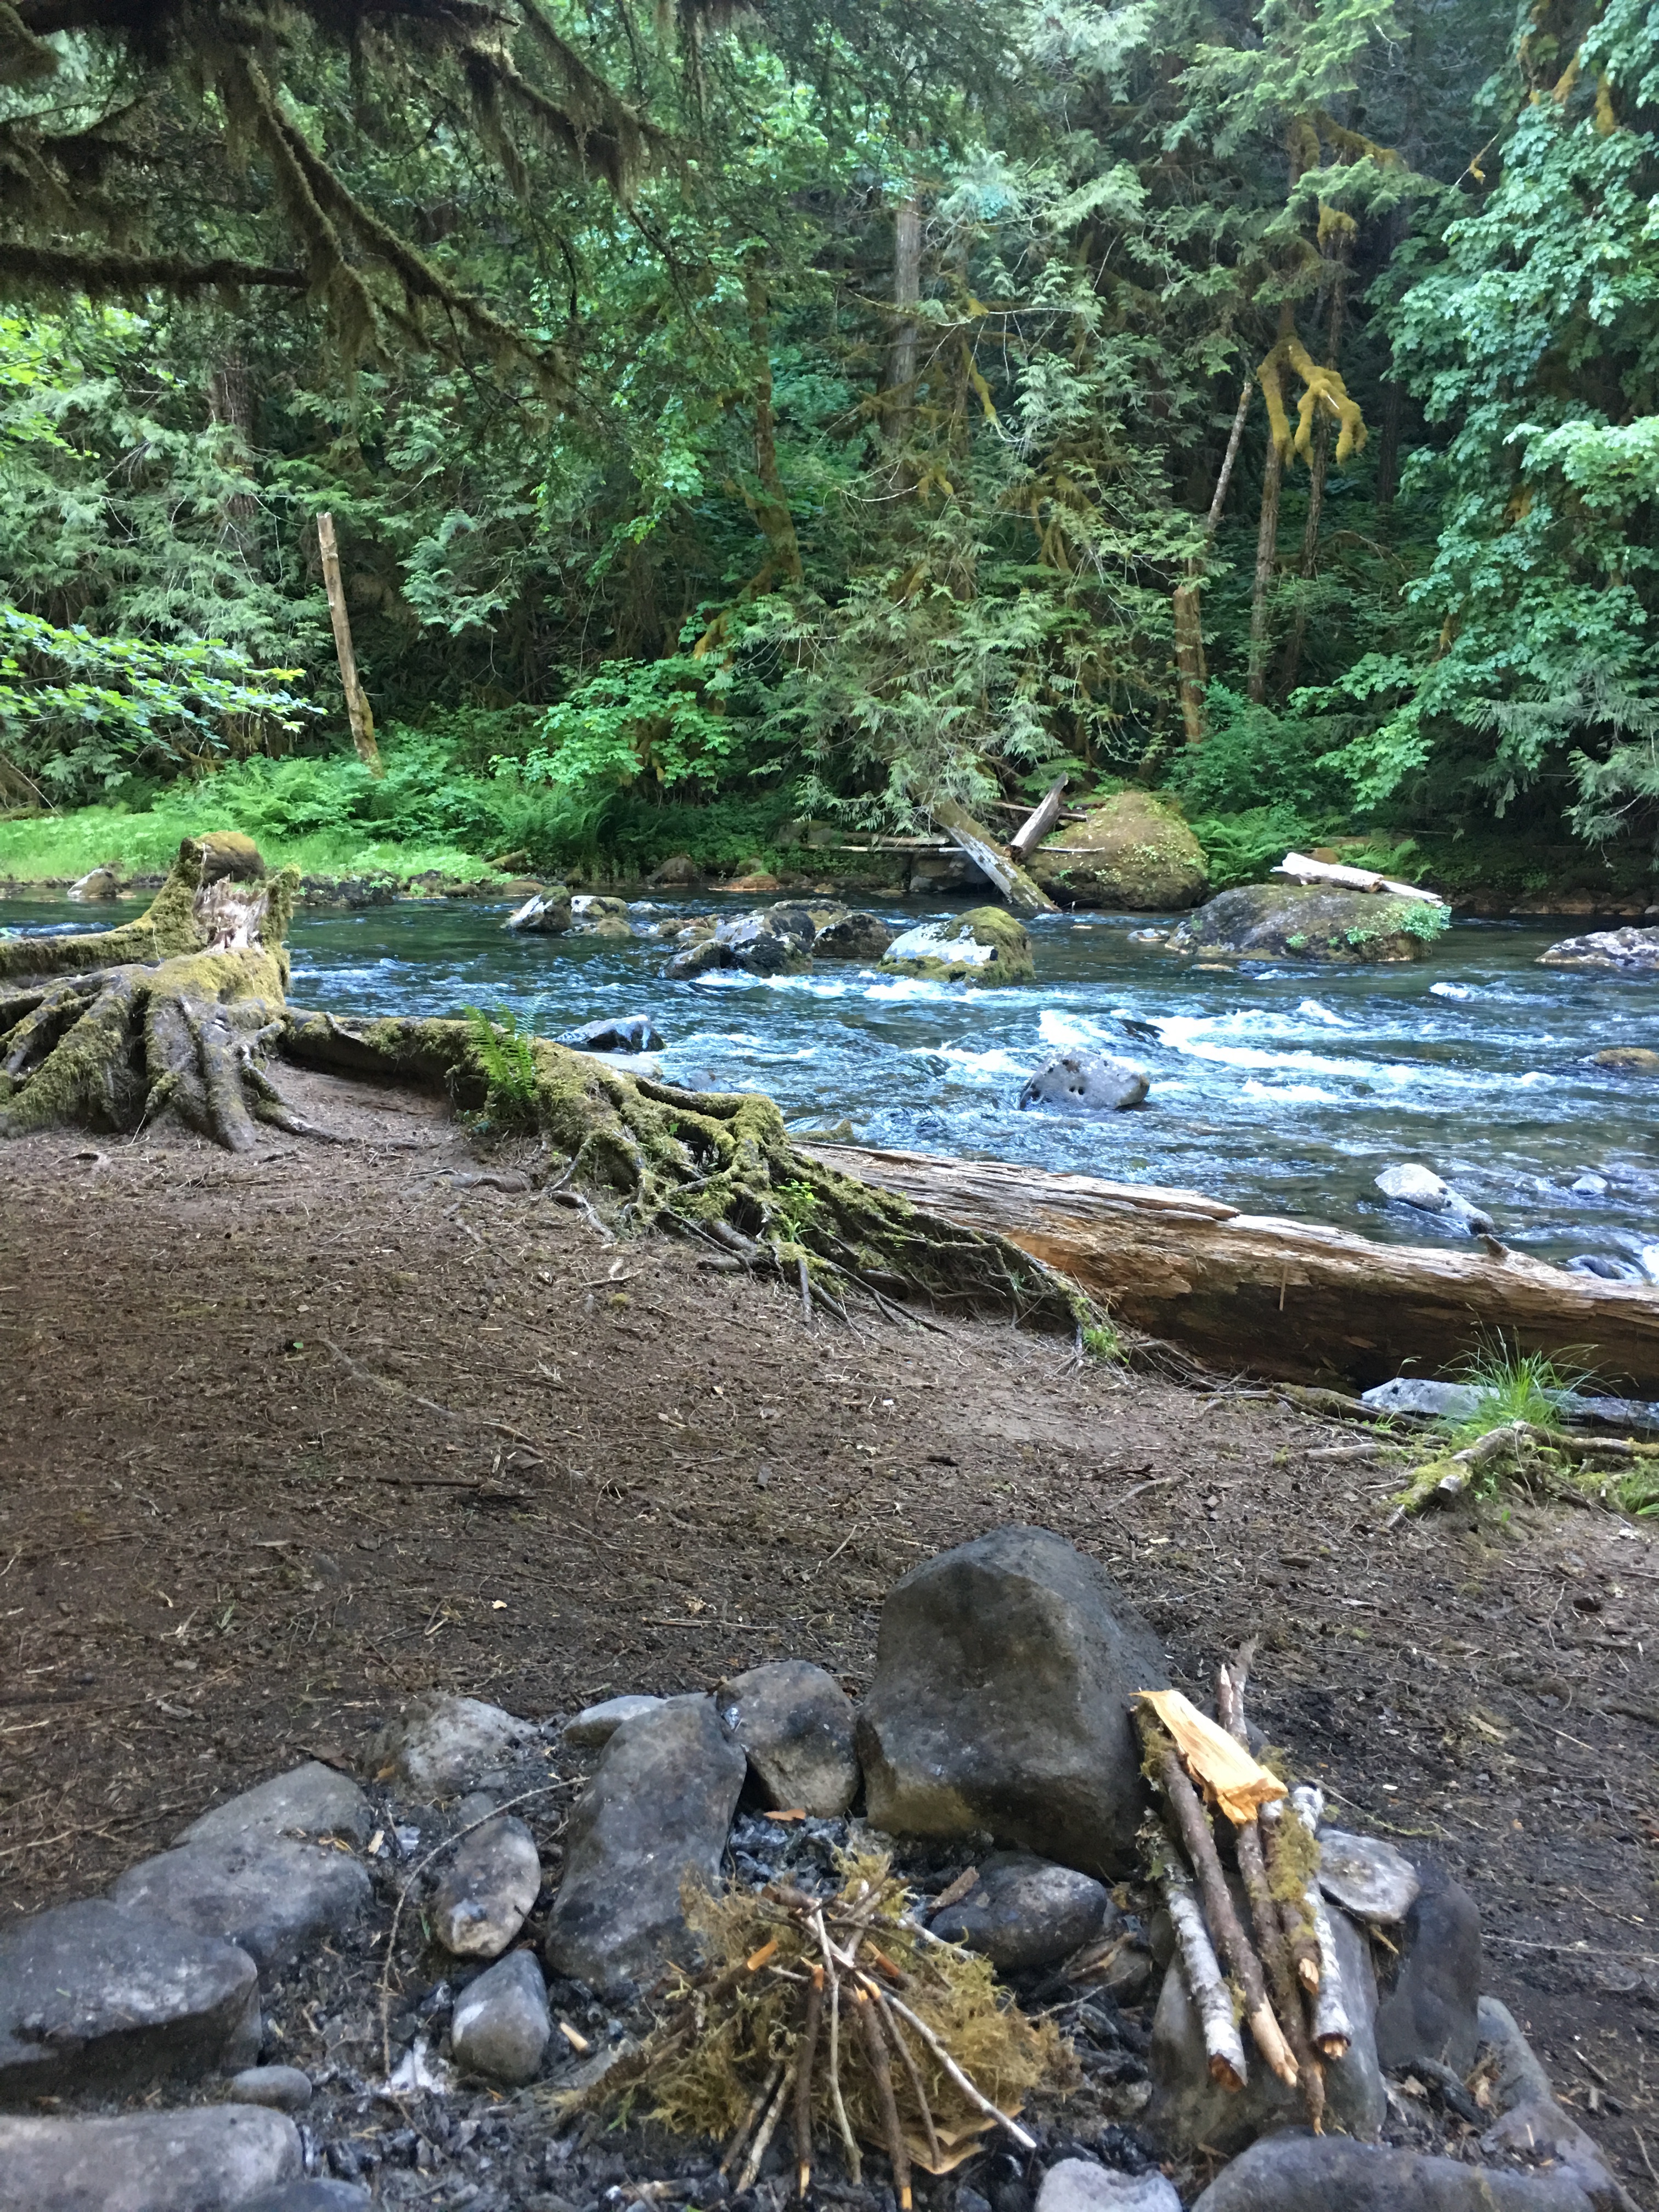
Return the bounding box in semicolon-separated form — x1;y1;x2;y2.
1;0;1656;901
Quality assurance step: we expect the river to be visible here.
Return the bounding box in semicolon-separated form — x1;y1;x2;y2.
6;893;1655;1276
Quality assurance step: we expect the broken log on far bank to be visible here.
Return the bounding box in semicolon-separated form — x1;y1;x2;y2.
802;1144;1659;1395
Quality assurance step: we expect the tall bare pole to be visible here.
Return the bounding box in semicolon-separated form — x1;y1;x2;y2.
316;512;383;776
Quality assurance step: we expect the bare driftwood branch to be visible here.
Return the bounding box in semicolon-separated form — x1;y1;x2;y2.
1008;776;1069;863
1272;852;1446;905
1144;1821;1247;2091
1290;1786;1352;2057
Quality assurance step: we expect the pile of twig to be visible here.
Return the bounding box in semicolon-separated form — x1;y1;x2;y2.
1135;1655;1350;2132
556;1853;1068;2205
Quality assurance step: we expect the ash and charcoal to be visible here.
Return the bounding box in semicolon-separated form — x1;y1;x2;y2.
0;1526;1635;2212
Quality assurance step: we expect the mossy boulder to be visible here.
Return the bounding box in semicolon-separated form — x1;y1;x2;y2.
1032;792;1207;911
1592;1046;1659;1074
1166;883;1449;963
880;906;1035;985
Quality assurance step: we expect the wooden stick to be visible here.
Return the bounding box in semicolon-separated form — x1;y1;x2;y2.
315;511;383;775
1147;1829;1247;2091
860;1974;1037;2151
721;2060;785;2179
794;1966;824;2198
1139;1713;1299;2087
1272;852;1445;905
815;1914;861;2186
737;2062;794;2193
1290;1786;1352;2057
856;1985;912;2212
1260;1798;1322;1994
874;1987;942;2172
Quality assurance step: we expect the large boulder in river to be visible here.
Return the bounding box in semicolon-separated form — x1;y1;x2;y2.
544;1695;746;1997
504;888;573;934
855;1526;1166;1879
1032;792;1207;911
880;907;1035;986
813;909;896;961
1019;1049;1148;1114
1166;883;1447;962
1540;924;1659;972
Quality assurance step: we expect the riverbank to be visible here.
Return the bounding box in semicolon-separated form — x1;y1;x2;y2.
1;1116;1654;2199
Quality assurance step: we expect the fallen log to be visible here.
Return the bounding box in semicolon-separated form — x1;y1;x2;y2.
803;1144;1659;1394
1007;777;1068;864
1272;852;1446;906
927;797;1057;915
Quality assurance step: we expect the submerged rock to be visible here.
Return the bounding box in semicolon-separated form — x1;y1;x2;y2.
1167;883;1448;962
1375;1162;1495;1235
1590;1045;1659;1072
68;867;121;900
1018;1050;1148;1114
716;1660;860;1816
881;907;1036;986
1032;792;1208;912
1539;926;1659;972
928;1851;1110;1971
855;1525;1166;1879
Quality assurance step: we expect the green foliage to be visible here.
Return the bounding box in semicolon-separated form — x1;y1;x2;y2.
464;1006;541;1127
1443;1340;1592;1448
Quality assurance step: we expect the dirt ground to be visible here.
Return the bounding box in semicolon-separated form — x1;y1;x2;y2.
2;1075;1656;2202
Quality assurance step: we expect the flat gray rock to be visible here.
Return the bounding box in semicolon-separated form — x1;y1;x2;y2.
432;1815;540;1959
0;1899;260;2103
0;2104;300;2211
1375;1163;1494;1235
1189;2135;1596;2212
178;1762;374;1851
227;2065;313;2112
1018;1051;1149;1115
1538;926;1659;973
1037;2159;1181;2212
1476;1995;1555;2112
1148;1898;1383;2156
562;1695;663;1748
545;1695;746;1998
716;1660;860;1816
450;1948;550;2085
855;1525;1167;1880
1361;1379;1483;1419
239;2186;372;2212
112;1836;370;1971
1316;1829;1421;1922
370;1693;532;1799
1373;1865;1483;2074
930;1852;1110;1972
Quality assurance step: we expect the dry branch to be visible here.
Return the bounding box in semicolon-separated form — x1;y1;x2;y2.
1144;1821;1246;2091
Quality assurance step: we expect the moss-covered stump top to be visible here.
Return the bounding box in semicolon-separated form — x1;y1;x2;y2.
880;906;1035;985
1166;883;1449;963
1032;792;1207;912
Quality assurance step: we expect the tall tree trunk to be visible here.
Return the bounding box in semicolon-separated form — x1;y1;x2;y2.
1278;280;1347;695
742;263;803;590
1246;436;1285;707
1176;382;1251;743
206;348;260;570
1375;374;1403;511
886;191;921;459
317;512;384;775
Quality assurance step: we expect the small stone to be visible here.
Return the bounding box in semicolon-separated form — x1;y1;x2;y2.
227;2066;313;2112
1361;1379;1483;1420
0;2105;300;2211
1375;1163;1496;1235
68;867;121;900
1372;1864;1483;2074
0;1899;261;2101
450;1949;551;2085
432;1815;540;1959
111;1837;370;1971
370;1693;533;1799
930;1853;1110;1972
1316;1829;1421;1923
177;1761;374;1850
1018;1052;1149;1115
1591;1046;1659;1073
545;1695;746;1999
1189;2135;1595;2212
716;1661;860;1816
560;1014;664;1052
1036;2159;1181;2212
562;1695;663;1748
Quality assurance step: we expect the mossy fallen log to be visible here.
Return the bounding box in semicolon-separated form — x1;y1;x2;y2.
802;1144;1659;1395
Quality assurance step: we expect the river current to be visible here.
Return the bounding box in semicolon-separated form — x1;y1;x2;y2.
7;893;1655;1275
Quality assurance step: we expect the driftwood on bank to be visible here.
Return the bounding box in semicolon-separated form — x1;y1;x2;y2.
1007;777;1069;864
1271;852;1446;905
803;1144;1659;1394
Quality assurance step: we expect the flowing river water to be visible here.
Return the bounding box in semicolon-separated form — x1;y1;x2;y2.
7;893;1656;1277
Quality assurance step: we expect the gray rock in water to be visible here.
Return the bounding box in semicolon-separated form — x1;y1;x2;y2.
854;1525;1167;1881
68;867;121;901
712;905;819;975
813;911;896;962
432;1815;540;1959
111;1835;370;1971
178;1761;374;1850
504;889;573;934
716;1660;860;1817
1189;2135;1596;2212
560;1014;664;1052
1036;2159;1181;2212
544;1694;746;1998
666;935;732;980
450;1948;550;2085
1316;1829;1421;1923
370;1694;533;1800
562;1694;663;1748
0;2106;302;2212
1018;1051;1149;1115
1539;926;1659;973
0;1899;260;2102
1375;1163;1496;1235
929;1852;1110;1972
1372;1864;1483;2075
227;2066;313;2113
1148;1898;1383;2156
1361;1379;1483;1420
1166;883;1447;964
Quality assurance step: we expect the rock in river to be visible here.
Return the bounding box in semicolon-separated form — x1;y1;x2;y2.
1166;883;1448;962
504;888;573;934
929;1850;1110;1971
0;2106;302;2212
544;1694;746;1997
880;907;1035;986
1019;1050;1148;1114
1030;791;1209;912
560;1013;664;1052
1375;1161;1494;1235
1539;926;1659;972
812;909;896;961
855;1525;1166;1880
716;1660;860;1816
1591;1045;1659;1073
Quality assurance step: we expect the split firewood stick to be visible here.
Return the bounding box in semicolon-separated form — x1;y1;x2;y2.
1290;1785;1352;2058
873;1985;943;2172
737;2061;795;2194
1218;1663;1325;2132
814;1914;861;2185
1260;1797;1322;1993
1146;1831;1248;2091
1137;1713;1299;2087
794;1965;824;2198
859;1974;1037;2151
856;1985;913;2212
721;2059;786;2179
